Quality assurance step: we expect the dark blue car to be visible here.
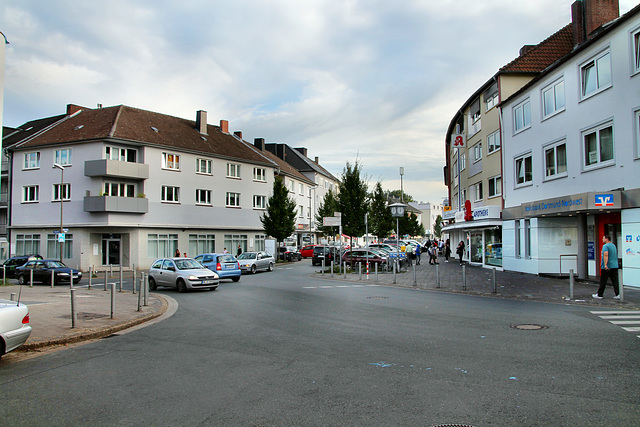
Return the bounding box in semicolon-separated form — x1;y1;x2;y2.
194;253;241;282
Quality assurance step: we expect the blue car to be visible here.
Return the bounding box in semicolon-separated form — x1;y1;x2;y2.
194;253;241;282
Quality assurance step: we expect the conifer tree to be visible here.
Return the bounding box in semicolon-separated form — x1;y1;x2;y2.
260;176;297;255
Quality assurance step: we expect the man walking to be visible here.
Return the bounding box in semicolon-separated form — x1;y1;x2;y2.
593;235;620;300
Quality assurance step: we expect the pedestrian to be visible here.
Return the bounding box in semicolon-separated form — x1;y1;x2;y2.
174;248;181;257
593;235;620;300
415;244;421;265
223;248;228;254
444;242;451;262
237;245;242;256
183;252;187;257
432;242;439;265
456;241;465;265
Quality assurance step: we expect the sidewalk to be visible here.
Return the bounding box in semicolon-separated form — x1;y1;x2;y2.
320;257;640;308
0;283;167;352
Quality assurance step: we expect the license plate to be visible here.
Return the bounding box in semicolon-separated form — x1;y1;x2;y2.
201;280;215;285
225;265;233;269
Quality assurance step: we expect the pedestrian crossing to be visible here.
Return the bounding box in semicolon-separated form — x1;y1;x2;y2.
590;310;640;339
303;284;381;289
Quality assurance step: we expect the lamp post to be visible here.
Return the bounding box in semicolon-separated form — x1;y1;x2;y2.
53;163;65;262
399;167;404;202
389;202;406;276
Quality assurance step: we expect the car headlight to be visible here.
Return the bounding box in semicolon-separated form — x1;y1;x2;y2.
58;272;70;277
187;275;198;281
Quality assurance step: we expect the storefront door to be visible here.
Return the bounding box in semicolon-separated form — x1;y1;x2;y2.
102;236;121;266
470;231;483;264
597;213;621;273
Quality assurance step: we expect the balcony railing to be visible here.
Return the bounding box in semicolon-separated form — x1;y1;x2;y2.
84;196;148;214
84;159;149;180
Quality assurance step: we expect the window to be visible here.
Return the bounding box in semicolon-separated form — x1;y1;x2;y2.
487;130;500;154
54;148;72;166
289;180;294;193
524;219;531;259
24;152;40;169
189;234;215;256
53;183;71;201
299;205;304;218
583;123;614;169
299;183;304;195
227;163;240;178
452;160;458;183
515;220;521;259
253;167;266;182
472;182;483;202
16;234;40;256
581;51;611;98
485;93;498;111
254;235;266;251
47;233;73;259
23;185;39;203
196;189;212;205
542;79;565;118
106;146;137;162
104;182;135;197
224;234;247;254
513;99;531;133
196;158;212;175
470;97;481;123
472;142;482;162
162;153;181;170
161;186;180;203
515;154;533;186
226;192;240;207
460;152;466;171
488;176;501;198
636;110;640;158
634;30;640;74
147;234;178;258
253;195;266;209
544;142;567;178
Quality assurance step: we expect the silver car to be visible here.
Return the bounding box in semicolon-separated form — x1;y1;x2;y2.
148;258;219;292
237;251;275;274
0;299;32;358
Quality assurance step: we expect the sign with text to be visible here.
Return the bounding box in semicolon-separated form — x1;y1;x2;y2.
323;217;341;227
452;134;466;149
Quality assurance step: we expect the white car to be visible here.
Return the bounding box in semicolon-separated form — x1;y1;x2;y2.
237;251;275;274
148;258;219;292
0;299;32;358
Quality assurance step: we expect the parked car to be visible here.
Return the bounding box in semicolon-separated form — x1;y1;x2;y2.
237;251;275;273
148;258;219;292
341;249;389;269
300;245;317;258
278;246;301;262
1;255;43;279
0;299;32;359
15;259;82;286
194;253;241;282
311;246;339;266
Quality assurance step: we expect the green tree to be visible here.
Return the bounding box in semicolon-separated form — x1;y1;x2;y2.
314;189;340;238
398;212;421;237
338;161;369;249
260;176;297;255
368;182;394;239
433;215;443;238
385;189;415;203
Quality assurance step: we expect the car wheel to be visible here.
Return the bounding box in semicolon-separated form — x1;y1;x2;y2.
232;277;240;282
148;277;158;291
267;262;274;272
176;279;187;293
17;274;27;286
251;265;257;274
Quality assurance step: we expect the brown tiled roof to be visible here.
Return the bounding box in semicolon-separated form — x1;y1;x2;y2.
500;24;574;73
11;105;272;166
245;143;315;186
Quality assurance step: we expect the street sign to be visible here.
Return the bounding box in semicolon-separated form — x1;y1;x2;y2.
443;206;452;212
452;133;466;149
58;233;66;243
323;217;341;227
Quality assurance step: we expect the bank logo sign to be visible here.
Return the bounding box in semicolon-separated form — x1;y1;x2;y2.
594;194;614;207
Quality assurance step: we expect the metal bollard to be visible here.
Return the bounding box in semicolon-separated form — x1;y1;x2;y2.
322;257;325;276
104;270;108;291
343;262;346;279
462;265;467;291
436;264;440;288
119;265;123;292
109;264;113;276
619;273;625;302
30;269;34;288
569;268;574;300
10;292;16;301
143;272;149;307
110;282;116;319
413;263;417;286
375;263;378;282
359;263;362;280
331;260;334;278
2;266;5;282
70;288;77;328
393;259;397;284
88;266;92;290
51;269;55;288
137;275;142;312
132;264;136;294
492;267;497;293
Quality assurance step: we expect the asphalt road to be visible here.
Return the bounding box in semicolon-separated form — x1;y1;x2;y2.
1;262;639;426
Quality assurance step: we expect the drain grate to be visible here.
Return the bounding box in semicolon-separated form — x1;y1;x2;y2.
512;324;548;330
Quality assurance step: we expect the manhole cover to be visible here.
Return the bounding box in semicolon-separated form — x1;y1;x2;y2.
367;296;389;300
512;324;548;330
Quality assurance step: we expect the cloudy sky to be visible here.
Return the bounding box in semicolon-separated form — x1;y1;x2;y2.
2;0;637;204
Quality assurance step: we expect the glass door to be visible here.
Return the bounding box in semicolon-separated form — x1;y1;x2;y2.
102;237;121;266
470;231;483;264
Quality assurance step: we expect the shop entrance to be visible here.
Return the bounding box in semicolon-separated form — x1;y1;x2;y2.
597;213;621;273
102;235;121;266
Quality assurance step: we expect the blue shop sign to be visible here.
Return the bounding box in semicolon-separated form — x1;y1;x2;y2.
587;241;595;260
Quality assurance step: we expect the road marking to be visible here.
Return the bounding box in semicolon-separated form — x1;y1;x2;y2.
599;315;640;319
303;286;317;289
590;310;640;338
609;320;640;325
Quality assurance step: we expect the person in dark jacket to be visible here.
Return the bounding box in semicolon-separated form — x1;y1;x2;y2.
456;241;465;265
444;242;451;262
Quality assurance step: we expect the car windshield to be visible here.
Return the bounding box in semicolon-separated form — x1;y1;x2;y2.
219;255;236;263
237;252;257;260
175;259;205;270
45;261;66;268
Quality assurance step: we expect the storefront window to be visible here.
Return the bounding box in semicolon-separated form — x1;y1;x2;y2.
485;228;502;267
470;232;483;263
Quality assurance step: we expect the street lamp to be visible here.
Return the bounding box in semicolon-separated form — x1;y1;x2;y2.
399;167;404;202
389;202;406;281
53;163;65;262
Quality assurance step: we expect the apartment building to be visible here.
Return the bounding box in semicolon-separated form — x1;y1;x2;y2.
500;2;640;287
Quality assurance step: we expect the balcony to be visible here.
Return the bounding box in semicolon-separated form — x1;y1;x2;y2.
84;196;148;214
84;159;149;180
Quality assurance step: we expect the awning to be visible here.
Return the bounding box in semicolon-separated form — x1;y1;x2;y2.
442;219;503;232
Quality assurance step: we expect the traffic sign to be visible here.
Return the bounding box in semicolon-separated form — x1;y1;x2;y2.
452;133;466;149
58;233;66;243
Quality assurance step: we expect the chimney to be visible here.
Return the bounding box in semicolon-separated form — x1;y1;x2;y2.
584;0;619;37
254;138;265;151
276;144;286;160
519;45;536;56
234;131;243;139
294;147;308;157
572;1;586;45
66;104;84;116
314;156;319;164
220;119;229;133
196;110;207;134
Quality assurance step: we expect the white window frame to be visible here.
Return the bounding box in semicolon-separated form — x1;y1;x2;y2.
162;152;181;171
195;189;212;206
515;152;533;187
543;140;568;180
253;167;266;182
485;92;498;111
106;146;137;162
513;99;531;134
161;185;180;203
580;50;612;99
487;130;500;154
196;158;212;175
460;152;466;171
635;109;640;159
53;183;71;201
299;205;304;218
488;175;501;198
54;148;72;166
542;78;565;119
633;28;640;75
582;121;615;170
253;195;266;209
472;182;483;202
104;182;135;197
23;152;40;170
23;185;39;203
452;159;458;185
227;163;241;178
299;183;304;195
226;192;241;207
472;142;482;163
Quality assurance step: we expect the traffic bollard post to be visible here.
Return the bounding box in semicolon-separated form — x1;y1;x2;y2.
70;288;77;328
30;269;34;288
119;265;123;292
462;265;467;291
492;267;497;293
436;264;440;288
51;270;55;288
104;270;108;291
359;263;362;280
88;266;92;290
569;268;574;300
413;263;416;286
10;293;16;301
143;272;149;307
110;283;116;319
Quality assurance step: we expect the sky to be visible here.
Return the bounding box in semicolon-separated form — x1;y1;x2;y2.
1;0;638;205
